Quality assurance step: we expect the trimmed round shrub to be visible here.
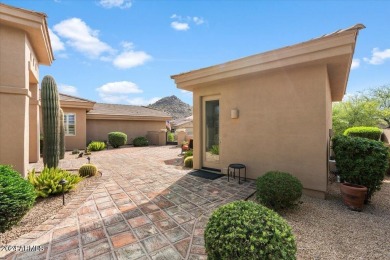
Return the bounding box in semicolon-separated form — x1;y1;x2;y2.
79;164;98;177
108;132;127;148
256;171;303;210
205;201;296;260
333;135;388;202
0;165;36;233
184;156;193;168
343;126;382;140
133;136;149;147
88;141;106;151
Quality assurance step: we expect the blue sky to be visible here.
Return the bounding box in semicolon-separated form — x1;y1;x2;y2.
3;0;390;105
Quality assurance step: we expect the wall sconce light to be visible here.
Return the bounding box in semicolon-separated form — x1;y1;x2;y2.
231;109;239;119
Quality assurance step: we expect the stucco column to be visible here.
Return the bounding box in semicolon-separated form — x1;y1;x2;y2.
158;129;167;146
29;83;40;163
176;129;187;145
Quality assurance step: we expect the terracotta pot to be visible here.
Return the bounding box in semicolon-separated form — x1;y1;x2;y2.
340;183;367;211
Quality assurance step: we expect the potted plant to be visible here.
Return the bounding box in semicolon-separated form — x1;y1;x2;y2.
332;135;388;211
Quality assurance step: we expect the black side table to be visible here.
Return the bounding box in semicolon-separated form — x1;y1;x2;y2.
228;164;246;184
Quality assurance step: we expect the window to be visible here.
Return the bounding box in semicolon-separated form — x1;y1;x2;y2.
64;113;76;136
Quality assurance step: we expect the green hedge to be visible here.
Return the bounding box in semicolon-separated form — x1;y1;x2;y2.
343;126;382;140
0;165;36;233
205;201;296;260
108;132;127;148
256;171;303;210
133;136;149;147
333;135;388;202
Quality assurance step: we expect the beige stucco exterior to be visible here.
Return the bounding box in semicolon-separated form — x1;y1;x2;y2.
172;24;364;198
0;4;53;176
86;119;167;145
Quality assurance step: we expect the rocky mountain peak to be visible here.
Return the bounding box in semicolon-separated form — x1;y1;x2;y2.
148;95;192;120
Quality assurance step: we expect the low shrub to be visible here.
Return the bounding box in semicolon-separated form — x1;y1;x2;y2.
343;126;382;140
88;141;106;151
108;132;127;148
167;132;175;142
133;136;149;147
79;164;98;177
205;201;296;260
333;135;388;202
28;167;83;198
184;150;193;159
0;165;36;233
184;156;193;168
71;149;79;155
256;171;303;210
210;145;219;155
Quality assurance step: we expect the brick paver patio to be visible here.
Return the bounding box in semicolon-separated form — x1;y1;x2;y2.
1;146;256;259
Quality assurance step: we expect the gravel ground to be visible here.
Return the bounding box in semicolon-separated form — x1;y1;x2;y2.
0;173;102;245
252;176;390;259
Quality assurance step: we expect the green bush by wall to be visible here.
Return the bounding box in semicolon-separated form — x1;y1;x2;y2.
205;201;296;260
0;165;36;233
256;171;303;210
133;136;149;147
108;132;127;148
333;135;388;202
343;126;382;140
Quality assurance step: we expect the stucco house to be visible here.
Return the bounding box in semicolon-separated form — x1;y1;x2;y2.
171;115;193;136
0;3;53;176
171;24;365;198
57;93;171;151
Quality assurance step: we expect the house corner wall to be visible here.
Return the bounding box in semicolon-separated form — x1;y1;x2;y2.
0;25;29;176
191;65;329;195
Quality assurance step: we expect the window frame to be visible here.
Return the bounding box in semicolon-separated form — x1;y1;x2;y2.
64;113;76;136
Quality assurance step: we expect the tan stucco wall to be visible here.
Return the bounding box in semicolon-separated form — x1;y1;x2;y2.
62;108;87;150
86;119;166;145
0;25;30;176
192;65;330;197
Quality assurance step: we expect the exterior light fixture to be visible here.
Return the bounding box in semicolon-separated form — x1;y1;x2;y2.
59;179;68;205
231;109;239;119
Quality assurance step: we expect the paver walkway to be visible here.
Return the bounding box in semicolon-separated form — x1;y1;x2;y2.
1;146;256;260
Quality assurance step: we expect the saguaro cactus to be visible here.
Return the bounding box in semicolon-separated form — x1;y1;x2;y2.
41;75;60;168
59;108;65;160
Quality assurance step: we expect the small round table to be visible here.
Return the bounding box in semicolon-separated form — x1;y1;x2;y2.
228;163;246;184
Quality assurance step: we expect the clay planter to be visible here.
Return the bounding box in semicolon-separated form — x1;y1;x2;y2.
340;183;367;211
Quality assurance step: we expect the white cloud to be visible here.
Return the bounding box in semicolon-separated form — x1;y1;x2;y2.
171;21;190;31
126;97;161;106
363;48;390;65
48;28;65;52
193;16;204;25
351;58;360;69
99;0;132;9
113;50;152;69
96;81;160;105
170;14;205;31
53;18;113;59
97;81;143;95
58;84;78;95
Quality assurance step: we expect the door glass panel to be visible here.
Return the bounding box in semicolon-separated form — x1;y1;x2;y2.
205;100;219;162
